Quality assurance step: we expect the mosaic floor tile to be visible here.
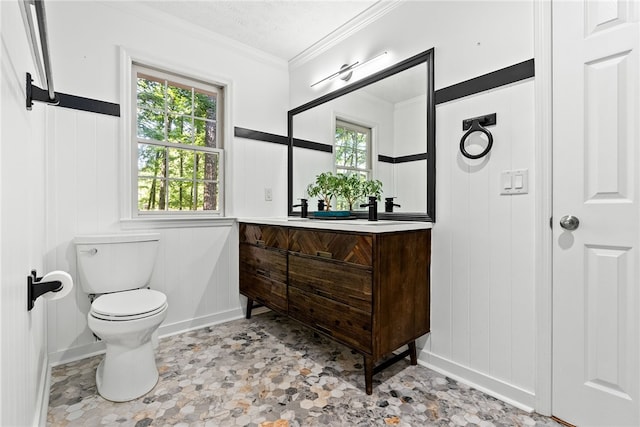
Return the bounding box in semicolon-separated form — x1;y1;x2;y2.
48;311;560;426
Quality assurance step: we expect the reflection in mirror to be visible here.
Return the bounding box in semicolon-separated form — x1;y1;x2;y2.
288;49;435;221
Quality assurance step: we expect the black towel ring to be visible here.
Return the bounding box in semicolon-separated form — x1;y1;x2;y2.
460;119;493;159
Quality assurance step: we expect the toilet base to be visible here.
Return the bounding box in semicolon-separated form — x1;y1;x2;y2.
95;339;159;402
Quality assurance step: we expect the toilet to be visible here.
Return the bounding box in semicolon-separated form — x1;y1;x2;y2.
74;233;168;402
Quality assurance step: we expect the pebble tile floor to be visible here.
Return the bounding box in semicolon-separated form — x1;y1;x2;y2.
48;311;561;426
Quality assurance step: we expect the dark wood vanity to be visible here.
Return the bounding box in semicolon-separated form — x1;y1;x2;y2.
239;219;431;394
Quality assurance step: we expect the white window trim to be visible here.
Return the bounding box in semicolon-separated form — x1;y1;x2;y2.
119;46;234;227
332;112;379;179
335;118;373;178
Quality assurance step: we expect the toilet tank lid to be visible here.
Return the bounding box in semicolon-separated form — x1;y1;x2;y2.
74;233;160;245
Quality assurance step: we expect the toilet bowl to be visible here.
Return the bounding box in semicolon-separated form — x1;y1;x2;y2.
74;233;168;402
89;289;168;401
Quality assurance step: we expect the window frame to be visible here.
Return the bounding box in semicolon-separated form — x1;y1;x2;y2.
333;118;374;211
119;46;232;226
334;118;372;178
133;64;224;216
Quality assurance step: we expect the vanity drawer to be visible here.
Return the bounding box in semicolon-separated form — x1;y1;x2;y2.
239;223;288;249
239;244;287;283
239;244;287;313
288;229;373;267
288;254;372;312
288;287;372;354
239;271;287;314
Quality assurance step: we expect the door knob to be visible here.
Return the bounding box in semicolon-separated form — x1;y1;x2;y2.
559;215;580;231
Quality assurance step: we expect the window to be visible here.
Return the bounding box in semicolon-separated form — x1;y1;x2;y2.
134;64;223;215
334;119;371;210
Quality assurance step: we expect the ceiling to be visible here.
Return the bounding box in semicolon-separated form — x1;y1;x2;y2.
139;0;381;62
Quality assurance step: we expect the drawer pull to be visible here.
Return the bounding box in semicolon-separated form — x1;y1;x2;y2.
256;268;270;278
314;324;333;336
316;250;332;258
256;239;265;246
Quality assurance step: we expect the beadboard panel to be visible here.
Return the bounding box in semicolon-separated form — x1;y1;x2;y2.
289;0;537;406
41;0;290;362
430;80;536;393
0;1;49;425
44;107;245;361
232;137;289;218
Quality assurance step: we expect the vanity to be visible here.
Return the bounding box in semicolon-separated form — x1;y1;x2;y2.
239;218;431;394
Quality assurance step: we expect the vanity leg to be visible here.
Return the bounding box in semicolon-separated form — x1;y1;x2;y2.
364;355;374;395
246;298;253;319
408;341;418;365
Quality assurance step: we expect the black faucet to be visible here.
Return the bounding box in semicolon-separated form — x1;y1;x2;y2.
385;197;401;213
292;198;308;218
317;199;325;212
359;196;378;221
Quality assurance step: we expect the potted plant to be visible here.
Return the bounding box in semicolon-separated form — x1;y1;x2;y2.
335;173;384;211
306;172;338;211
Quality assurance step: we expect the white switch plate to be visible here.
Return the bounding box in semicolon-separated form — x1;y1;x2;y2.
500;169;528;195
264;188;273;201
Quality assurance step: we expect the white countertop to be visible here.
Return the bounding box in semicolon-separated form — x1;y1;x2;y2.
238;217;433;233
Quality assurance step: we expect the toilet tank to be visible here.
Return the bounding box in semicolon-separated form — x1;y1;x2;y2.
74;233;160;294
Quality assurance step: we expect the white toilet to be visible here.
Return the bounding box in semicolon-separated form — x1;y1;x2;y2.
74;233;168;402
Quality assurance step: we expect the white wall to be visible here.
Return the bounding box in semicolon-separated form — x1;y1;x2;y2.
393;95;427;212
0;1;49;425
42;1;290;362
289;1;537;409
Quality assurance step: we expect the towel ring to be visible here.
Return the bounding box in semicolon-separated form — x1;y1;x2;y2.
460;119;493;159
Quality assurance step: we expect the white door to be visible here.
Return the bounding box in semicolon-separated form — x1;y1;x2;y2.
552;0;640;425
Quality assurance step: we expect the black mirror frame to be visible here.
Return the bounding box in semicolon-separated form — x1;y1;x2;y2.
288;48;435;222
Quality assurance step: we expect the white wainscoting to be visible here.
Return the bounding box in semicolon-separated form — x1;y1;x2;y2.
44;108;253;365
0;1;49;425
423;80;537;409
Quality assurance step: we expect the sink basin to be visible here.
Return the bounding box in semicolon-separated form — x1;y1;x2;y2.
286;218;399;226
358;220;396;226
309;219;396;226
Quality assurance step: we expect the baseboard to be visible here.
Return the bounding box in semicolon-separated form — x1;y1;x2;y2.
158;307;245;338
49;307;245;366
33;354;51;427
49;341;107;367
419;350;536;412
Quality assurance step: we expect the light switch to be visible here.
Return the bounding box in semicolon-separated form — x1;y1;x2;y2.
502;172;513;189
514;174;523;189
500;169;528;195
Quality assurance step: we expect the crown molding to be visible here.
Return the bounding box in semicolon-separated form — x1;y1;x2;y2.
289;0;405;70
103;1;288;70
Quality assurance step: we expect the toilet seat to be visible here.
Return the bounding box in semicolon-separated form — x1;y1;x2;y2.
91;289;167;321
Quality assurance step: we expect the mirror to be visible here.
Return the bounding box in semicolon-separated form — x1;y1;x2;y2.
288;49;435;221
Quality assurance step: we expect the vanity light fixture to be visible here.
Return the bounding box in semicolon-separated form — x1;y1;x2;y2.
310;51;388;88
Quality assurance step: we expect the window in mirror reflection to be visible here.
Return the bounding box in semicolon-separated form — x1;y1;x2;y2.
335;119;372;210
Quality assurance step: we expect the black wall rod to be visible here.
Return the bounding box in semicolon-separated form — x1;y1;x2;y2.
26;73;121;116
24;1;120;117
435;59;535;105
378;153;428;164
33;0;56;103
234;127;332;153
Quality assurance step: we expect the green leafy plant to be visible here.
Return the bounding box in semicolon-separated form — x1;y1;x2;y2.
334;173;362;211
362;178;383;201
306;172;339;211
335;173;384;211
308;171;384;211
